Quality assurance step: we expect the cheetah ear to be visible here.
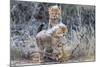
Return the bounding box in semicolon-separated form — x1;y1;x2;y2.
59;7;61;13
64;26;68;33
48;7;52;13
57;5;61;12
58;6;61;10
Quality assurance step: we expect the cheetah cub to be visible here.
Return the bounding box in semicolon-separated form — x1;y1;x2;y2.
36;23;67;63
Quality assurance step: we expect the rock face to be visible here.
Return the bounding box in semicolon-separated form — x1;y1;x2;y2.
10;0;95;65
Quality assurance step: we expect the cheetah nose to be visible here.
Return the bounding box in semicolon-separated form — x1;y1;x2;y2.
63;34;65;36
63;34;66;36
54;16;56;18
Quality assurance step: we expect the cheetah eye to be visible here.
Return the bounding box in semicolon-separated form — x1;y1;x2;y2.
63;31;65;33
57;45;62;47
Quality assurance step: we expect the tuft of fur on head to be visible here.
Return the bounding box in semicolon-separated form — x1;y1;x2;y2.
49;5;60;10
